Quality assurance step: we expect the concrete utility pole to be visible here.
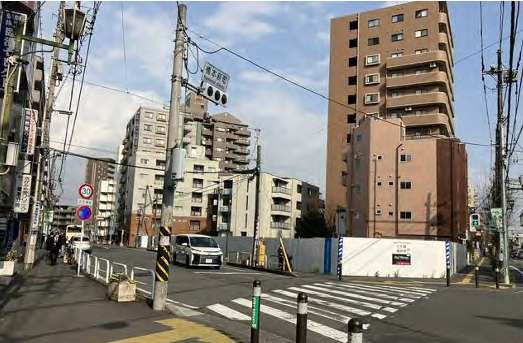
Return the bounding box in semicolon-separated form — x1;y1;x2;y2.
153;3;186;311
251;141;261;266
24;2;66;269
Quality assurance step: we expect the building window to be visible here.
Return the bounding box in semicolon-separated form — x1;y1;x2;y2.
348;95;357;104
366;54;380;65
296;201;302;210
400;211;412;220
415;89;428;95
415;9;428;18
143;137;152;144
347;114;357;123
415;29;428;38
191;206;202;216
192;192;203;203
194;165;204;174
156;126;166;134
348;57;358;67
349;38;358;48
391;33;404;42
365;74;379;85
144;111;154;119
365;93;379;104
377;155;383;160
391;52;404;58
368;37;379;46
155;139;165;147
400;181;412;189
349;20;358;30
392;14;404;23
297;184;302;193
389;211;394;217
192;178;204;188
157;113;167;121
143;124;152;131
348;76;357;85
376;209;382;215
415;69;428;75
347;134;352;143
368;18;380;27
377;181;382;186
391;71;403;78
390;91;402;98
415;48;429;54
190;220;201;231
388;181;394;186
140;158;149;164
415;109;428;115
400;154;412;162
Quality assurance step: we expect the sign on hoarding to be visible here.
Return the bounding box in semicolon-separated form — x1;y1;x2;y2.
201;61;230;92
20;108;37;155
0;10;27;92
13;173;31;213
31;202;41;229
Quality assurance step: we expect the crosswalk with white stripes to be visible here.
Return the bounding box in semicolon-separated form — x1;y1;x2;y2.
204;281;437;342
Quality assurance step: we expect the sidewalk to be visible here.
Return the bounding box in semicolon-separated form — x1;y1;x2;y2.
0;251;238;343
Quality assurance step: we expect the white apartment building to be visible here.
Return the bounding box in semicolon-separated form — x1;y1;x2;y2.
95;179;117;239
212;172;320;238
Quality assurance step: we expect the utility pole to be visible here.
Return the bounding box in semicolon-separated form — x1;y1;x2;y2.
251;141;261;267
153;3;186;311
24;2;66;269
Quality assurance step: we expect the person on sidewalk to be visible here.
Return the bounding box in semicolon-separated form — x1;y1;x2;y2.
49;234;60;266
58;233;66;259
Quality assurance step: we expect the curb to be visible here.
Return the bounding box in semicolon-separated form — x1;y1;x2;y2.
226;262;298;277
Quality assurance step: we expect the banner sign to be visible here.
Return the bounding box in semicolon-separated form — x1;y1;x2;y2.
13;173;31;213
20;108;37;155
0;10;27;92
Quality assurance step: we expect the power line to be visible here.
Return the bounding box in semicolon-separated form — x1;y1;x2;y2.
186;27;520;150
120;1;129;92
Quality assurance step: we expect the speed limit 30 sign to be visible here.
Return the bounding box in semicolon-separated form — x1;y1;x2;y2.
79;183;94;199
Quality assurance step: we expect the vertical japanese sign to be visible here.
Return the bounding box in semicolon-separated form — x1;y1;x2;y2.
20;108;37;155
0;10;27;92
13;173;32;213
324;237;332;274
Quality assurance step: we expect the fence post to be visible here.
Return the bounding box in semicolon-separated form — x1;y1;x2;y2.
445;241;451;287
475;265;479;288
337;236;343;281
347;318;363;343
296;292;308;343
251;280;261;343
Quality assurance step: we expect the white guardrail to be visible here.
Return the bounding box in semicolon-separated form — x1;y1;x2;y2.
73;246;155;299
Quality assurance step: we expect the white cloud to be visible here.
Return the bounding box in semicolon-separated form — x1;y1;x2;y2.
200;2;281;46
380;1;409;8
316;30;330;45
239;70;275;83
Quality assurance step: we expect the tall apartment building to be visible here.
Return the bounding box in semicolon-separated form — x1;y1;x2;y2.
326;1;455;215
346;117;467;240
94;179;117;241
50;205;81;233
207;172;320;238
85;158;116;232
468;186;479;210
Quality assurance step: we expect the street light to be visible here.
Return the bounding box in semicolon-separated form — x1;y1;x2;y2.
63;7;87;41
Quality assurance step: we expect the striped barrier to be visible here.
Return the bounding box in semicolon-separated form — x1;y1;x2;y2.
155;225;171;282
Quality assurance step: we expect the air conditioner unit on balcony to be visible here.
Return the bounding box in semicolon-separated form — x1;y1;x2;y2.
405;107;412;111
429;62;437;68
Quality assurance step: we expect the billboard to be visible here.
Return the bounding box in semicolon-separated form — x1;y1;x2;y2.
0;10;27;92
20;108;37;155
13;173;31;213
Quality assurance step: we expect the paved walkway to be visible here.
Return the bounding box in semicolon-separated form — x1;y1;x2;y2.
0;251;237;343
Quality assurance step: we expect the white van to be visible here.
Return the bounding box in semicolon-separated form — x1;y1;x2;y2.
172;234;223;269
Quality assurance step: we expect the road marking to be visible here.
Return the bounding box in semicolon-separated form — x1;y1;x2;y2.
510;265;523;277
272;289;382;319
347;282;435;295
301;284;407;307
233;298;348;342
101;318;235;343
324;281;424;299
287;286;397;313
166;298;199;310
194;271;263;275
458;257;486;284
207;304;251;321
320;282;415;302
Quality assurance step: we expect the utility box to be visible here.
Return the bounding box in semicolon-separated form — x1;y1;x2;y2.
170;147;186;181
5;143;19;167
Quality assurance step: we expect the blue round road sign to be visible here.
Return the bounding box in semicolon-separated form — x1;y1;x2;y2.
77;206;92;221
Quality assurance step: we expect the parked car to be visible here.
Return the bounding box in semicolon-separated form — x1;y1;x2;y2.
172;234;223;269
70;236;92;254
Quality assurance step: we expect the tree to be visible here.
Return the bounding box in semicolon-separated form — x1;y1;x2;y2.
294;209;333;238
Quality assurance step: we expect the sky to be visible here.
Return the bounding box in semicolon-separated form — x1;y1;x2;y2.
38;1;523;228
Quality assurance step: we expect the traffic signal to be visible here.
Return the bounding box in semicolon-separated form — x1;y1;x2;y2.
470;213;480;227
201;82;228;107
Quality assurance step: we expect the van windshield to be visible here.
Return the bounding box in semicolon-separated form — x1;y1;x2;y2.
190;237;218;248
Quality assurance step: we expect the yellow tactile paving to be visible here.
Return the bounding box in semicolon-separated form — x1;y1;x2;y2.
101;318;236;343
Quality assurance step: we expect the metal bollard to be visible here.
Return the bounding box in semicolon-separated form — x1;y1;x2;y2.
296;292;308;343
495;268;500;290
347;318;363;343
446;266;450;287
251;280;261;343
475;266;479;288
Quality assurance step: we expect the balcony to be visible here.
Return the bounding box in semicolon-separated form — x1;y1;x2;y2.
235;156;249;164
184;124;193;133
218;223;230;231
438;12;454;48
237;138;250;145
272;186;292;197
438;33;454;71
386;71;454;101
271;222;291;229
202;127;212;136
386;92;454;120
236;128;251;137
387;50;454;82
271;204;291;213
183;135;192;143
220;206;230;212
400;113;453;133
236;147;249;155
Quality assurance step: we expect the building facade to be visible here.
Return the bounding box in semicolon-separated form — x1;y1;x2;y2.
326;1;454;215
94;179;116;241
50;205;81;232
468;186;479;209
346;117;467;241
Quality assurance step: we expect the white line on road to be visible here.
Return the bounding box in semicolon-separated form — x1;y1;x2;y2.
207;304;251;321
166;298;199;309
194;272;263;275
510;265;523;277
344;282;434;296
301;284;407;307
319;282;415;303
324;282;423;299
233;298;348;342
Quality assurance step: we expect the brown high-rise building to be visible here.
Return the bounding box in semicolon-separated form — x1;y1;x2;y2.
85;158;116;233
326;1;454;215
